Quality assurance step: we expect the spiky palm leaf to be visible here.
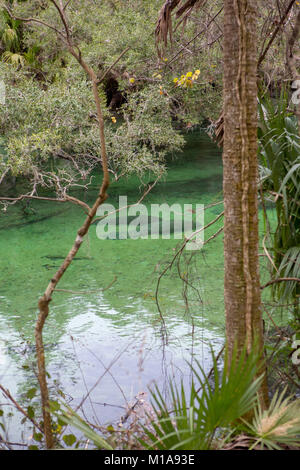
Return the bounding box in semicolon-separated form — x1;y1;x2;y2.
141;345;264;450
244;387;300;450
2;51;25;67
276;246;300;303
258;90;300;308
1;27;18;49
51;403;114;450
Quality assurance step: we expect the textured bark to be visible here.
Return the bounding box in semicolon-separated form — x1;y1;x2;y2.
223;0;268;408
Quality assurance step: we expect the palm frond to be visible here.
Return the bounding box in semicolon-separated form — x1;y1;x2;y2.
258;90;300;308
142;344;264;450
245;388;300;450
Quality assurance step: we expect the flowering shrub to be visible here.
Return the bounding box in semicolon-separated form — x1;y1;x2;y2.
173;70;201;88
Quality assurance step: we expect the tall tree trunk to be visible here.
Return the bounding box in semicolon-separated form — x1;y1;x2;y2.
223;0;268;408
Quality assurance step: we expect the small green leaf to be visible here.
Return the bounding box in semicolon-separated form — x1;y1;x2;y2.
49;400;60;412
27;388;37;400
58;389;66;399
63;434;77;446
57;417;66;427
27;406;35;419
33;432;43;442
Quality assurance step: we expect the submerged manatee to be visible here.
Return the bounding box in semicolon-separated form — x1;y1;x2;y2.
94;215;191;240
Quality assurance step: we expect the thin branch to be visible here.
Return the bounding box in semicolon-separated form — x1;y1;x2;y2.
258;0;296;68
93;176;161;224
98;47;130;84
63;0;73;11
168;7;223;65
0;384;44;435
4;0;120;449
267;190;300;208
261;277;300;290
55;276;117;294
0;168;10;185
3;5;66;39
155;211;224;337
0;194;90;212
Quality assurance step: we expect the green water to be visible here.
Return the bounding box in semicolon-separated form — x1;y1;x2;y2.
0;131;228;437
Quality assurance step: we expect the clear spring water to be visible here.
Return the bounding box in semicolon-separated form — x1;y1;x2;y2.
0;131;230;441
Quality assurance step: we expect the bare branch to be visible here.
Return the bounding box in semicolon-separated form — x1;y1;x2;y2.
258;0;296;68
167;7;223;66
261;277;300;290
98;47;130;84
3;0;119;448
0;384;44;435
0;194;90;212
3;4;66;39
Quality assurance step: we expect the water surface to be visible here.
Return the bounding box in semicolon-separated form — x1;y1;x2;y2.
0;131;226;439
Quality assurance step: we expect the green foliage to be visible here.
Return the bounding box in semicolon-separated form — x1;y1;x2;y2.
0;0;226;192
0;9;22;49
51;402;114;450
244;387;300;450
2;27;19;49
139;344;300;451
0;7;25;65
140;345;264;450
27;405;35;419
26;388;38;400
107;85;185;177
2;50;24;66
5;1;223;120
277;247;300;304
0;67;183;192
258;91;300;308
62;433;77;447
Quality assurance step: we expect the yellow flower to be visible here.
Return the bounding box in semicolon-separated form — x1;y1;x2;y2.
194;69;200;75
129;77;135;84
173;77;178;83
111;117;116;123
186;71;193;78
55;424;63;434
186;79;193;88
164;58;168;62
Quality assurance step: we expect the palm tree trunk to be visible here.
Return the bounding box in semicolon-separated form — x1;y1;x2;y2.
223;0;269;408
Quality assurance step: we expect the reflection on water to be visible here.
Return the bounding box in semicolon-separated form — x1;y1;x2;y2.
0;131;225;440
